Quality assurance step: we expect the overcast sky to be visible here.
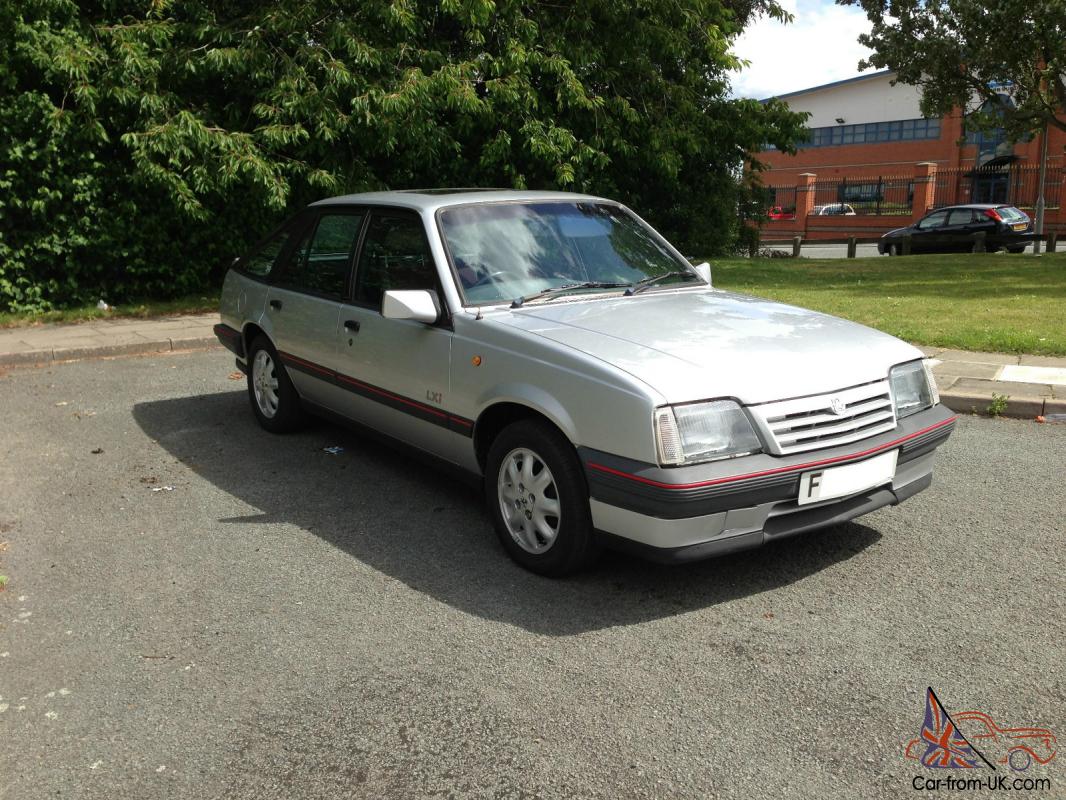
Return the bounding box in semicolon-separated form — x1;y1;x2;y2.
730;0;877;100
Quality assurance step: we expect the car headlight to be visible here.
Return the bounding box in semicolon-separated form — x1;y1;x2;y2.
654;400;762;466
890;360;939;419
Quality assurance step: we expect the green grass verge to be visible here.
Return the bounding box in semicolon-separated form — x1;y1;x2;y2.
712;252;1066;356
0;294;218;329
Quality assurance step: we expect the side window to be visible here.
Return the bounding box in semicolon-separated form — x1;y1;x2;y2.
276;212;364;297
917;211;948;230
240;213;313;279
242;230;288;278
355;212;437;307
947;209;975;226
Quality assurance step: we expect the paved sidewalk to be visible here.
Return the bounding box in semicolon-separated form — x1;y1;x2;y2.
1;313;1064;418
0;313;220;366
921;346;1065;419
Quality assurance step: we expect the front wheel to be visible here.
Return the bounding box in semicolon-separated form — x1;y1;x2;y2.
246;336;305;433
485;419;600;576
887;243;898;256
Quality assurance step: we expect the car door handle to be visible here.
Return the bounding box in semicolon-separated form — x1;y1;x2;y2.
343;319;361;333
269;300;282;310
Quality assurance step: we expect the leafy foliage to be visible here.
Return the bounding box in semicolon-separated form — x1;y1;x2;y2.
0;0;805;311
843;0;1066;140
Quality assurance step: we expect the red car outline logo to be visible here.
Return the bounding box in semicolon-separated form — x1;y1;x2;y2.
905;690;1057;772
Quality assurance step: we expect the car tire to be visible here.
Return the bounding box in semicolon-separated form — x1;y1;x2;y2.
887;243;898;256
246;335;305;433
1008;749;1032;771
485;419;600;576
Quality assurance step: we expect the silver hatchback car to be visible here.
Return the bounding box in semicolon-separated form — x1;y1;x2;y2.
216;190;954;575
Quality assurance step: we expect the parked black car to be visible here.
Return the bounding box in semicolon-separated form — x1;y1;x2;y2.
878;204;1034;255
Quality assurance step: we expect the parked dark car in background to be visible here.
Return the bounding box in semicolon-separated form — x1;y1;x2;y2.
878;204;1034;255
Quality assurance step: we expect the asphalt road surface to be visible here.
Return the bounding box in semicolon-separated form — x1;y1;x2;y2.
2;350;1064;799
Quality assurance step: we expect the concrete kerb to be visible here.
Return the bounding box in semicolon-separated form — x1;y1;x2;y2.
0;336;221;368
939;390;1047;419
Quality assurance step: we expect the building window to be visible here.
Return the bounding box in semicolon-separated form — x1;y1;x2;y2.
796;117;940;149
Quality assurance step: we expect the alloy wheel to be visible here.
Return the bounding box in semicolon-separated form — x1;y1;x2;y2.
497;447;562;554
252;349;280;419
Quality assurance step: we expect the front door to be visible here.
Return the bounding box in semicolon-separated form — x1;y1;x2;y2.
910;209;949;253
333;209;462;464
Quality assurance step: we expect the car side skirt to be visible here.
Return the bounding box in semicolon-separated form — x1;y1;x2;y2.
276;350;475;438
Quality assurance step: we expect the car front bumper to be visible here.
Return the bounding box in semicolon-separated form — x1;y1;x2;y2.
581;404;955;563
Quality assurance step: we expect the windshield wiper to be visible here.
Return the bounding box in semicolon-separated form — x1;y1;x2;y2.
510;282;632;308
625;271;695;295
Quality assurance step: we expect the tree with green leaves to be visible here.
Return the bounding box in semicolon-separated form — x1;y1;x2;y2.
843;0;1066;139
1;0;805;311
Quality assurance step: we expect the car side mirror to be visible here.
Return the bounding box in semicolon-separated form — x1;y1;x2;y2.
381;289;440;324
692;262;712;285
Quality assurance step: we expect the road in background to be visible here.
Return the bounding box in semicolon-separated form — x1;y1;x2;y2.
1;351;1063;799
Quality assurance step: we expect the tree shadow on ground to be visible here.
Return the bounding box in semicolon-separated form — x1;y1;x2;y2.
133;390;883;636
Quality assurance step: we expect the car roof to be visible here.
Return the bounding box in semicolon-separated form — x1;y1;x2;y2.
310;189;610;213
935;203;1019;210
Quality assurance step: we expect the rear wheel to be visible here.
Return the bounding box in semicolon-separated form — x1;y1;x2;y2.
485;419;600;576
1008;748;1033;771
247;336;305;433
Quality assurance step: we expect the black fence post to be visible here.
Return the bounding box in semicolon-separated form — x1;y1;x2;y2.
847;237;857;258
792;236;802;258
902;235;912;256
1048;232;1058;253
973;231;987;253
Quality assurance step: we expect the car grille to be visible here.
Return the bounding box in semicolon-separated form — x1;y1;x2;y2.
749;379;897;455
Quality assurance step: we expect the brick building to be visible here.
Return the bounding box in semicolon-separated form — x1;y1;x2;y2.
755;71;1066;240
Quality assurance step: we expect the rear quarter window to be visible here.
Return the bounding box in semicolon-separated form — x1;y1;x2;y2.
243;233;287;278
998;206;1027;222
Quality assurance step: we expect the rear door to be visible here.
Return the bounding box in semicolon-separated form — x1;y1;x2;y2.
943;208;978;252
332;208;463;463
265;209;366;406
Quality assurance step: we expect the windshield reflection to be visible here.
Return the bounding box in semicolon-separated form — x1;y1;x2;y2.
439;202;697;305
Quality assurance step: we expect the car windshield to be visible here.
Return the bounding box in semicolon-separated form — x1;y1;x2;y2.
438;201;697;305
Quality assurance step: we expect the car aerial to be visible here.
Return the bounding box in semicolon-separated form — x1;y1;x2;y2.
904;710;1056;771
878;203;1034;255
809;203;857;216
215;189;955;576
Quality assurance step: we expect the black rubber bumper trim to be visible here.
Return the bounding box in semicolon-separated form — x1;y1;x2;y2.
214;324;244;357
596;473;932;565
581;406;955;520
276;349;475;438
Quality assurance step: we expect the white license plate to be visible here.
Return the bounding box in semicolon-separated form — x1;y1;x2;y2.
797;450;898;506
